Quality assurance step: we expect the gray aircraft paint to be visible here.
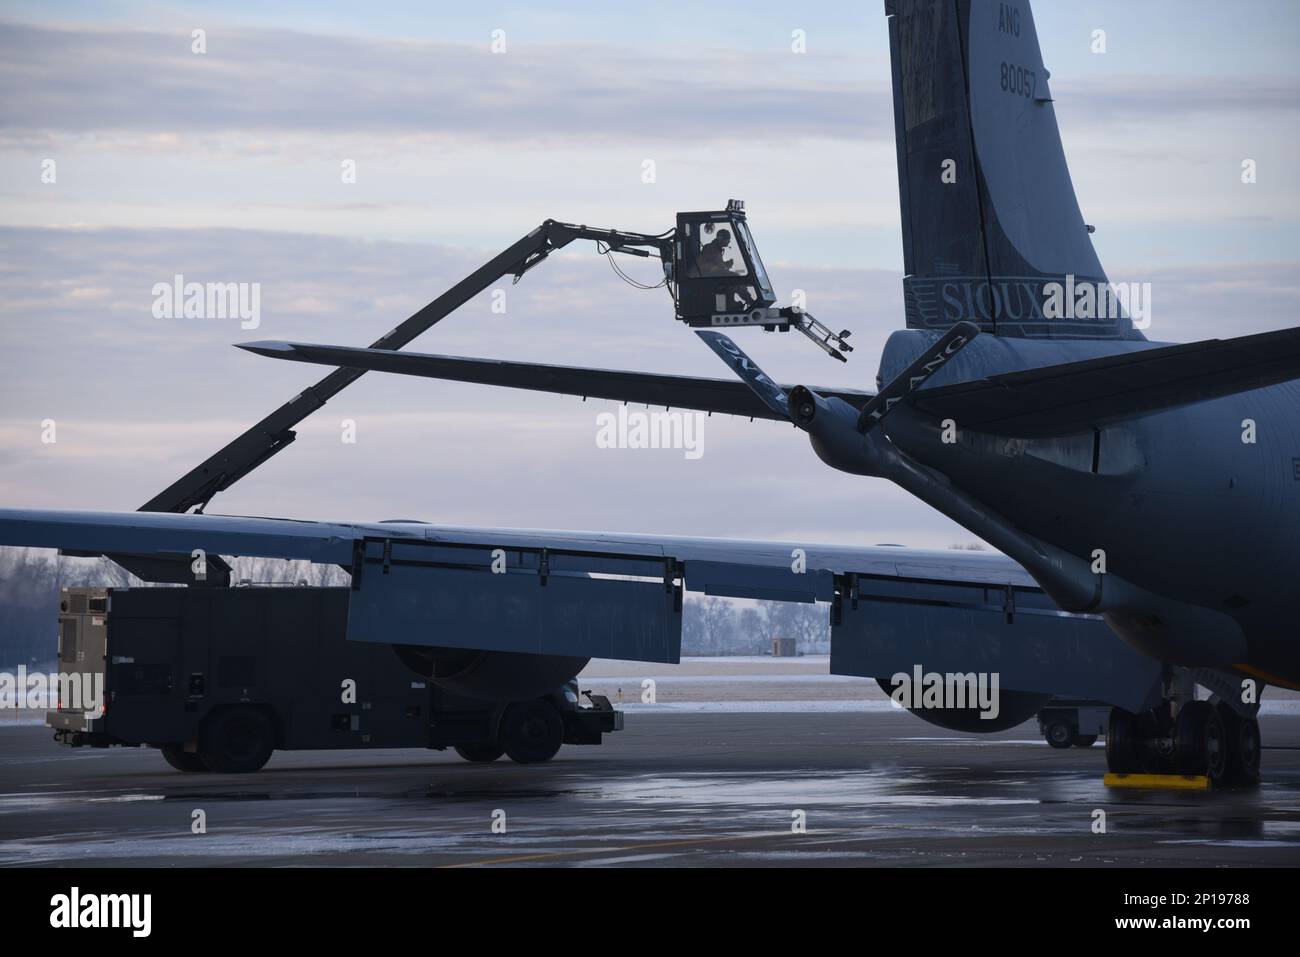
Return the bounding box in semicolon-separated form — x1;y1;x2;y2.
887;0;1135;339
967;1;1103;280
862;1;1300;682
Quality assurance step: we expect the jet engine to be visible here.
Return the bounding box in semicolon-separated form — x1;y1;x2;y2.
788;385;879;476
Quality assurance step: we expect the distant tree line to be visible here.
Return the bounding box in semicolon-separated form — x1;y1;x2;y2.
681;595;829;656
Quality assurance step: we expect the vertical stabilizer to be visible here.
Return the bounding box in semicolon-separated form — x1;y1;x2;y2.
885;0;1140;339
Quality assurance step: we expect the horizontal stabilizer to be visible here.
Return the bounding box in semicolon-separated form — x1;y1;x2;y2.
238;341;872;421
912;326;1300;436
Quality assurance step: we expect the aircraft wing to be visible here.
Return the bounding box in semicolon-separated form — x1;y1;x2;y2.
0;507;1033;601
237;341;873;421
910;325;1300;437
3;507;1166;708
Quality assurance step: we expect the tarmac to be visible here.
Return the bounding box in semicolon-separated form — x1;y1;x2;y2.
2;658;1298;867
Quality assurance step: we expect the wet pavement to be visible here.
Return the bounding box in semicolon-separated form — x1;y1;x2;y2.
2;711;1299;867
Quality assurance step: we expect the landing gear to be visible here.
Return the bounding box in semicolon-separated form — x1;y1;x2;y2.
1173;700;1227;783
1218;704;1262;786
1105;707;1144;774
1105;692;1261;788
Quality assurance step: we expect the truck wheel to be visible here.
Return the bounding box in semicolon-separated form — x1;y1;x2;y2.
500;700;563;764
1044;719;1074;749
160;744;209;773
200;708;274;773
1072;735;1098;748
455;744;505;763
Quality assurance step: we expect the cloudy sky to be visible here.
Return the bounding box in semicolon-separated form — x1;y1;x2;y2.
2;0;1298;549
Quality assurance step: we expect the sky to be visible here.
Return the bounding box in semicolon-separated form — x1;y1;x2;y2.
1;0;1298;550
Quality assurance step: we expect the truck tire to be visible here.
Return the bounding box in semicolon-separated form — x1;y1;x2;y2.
160;744;209;773
500;700;563;764
200;708;274;773
455;744;505;763
1044;718;1074;749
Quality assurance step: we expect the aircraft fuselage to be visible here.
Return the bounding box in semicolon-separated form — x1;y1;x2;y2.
878;331;1300;686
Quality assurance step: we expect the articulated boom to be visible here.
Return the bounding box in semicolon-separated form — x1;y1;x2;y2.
98;201;850;585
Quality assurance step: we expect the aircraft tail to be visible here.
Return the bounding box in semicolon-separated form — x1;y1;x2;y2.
885;0;1141;340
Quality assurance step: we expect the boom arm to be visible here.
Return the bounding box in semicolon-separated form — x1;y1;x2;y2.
140;220;673;518
97;220;670;584
104;204;847;583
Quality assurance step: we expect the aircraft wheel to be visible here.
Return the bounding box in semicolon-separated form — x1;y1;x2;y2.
200;708;274;774
1044;719;1074;749
1105;708;1141;773
160;744;209;772
1174;701;1227;784
1072;734;1098;748
1217;704;1261;787
500;700;563;764
455;744;505;763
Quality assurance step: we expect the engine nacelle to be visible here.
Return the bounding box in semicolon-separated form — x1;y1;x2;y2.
788;385;880;476
393;645;589;701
